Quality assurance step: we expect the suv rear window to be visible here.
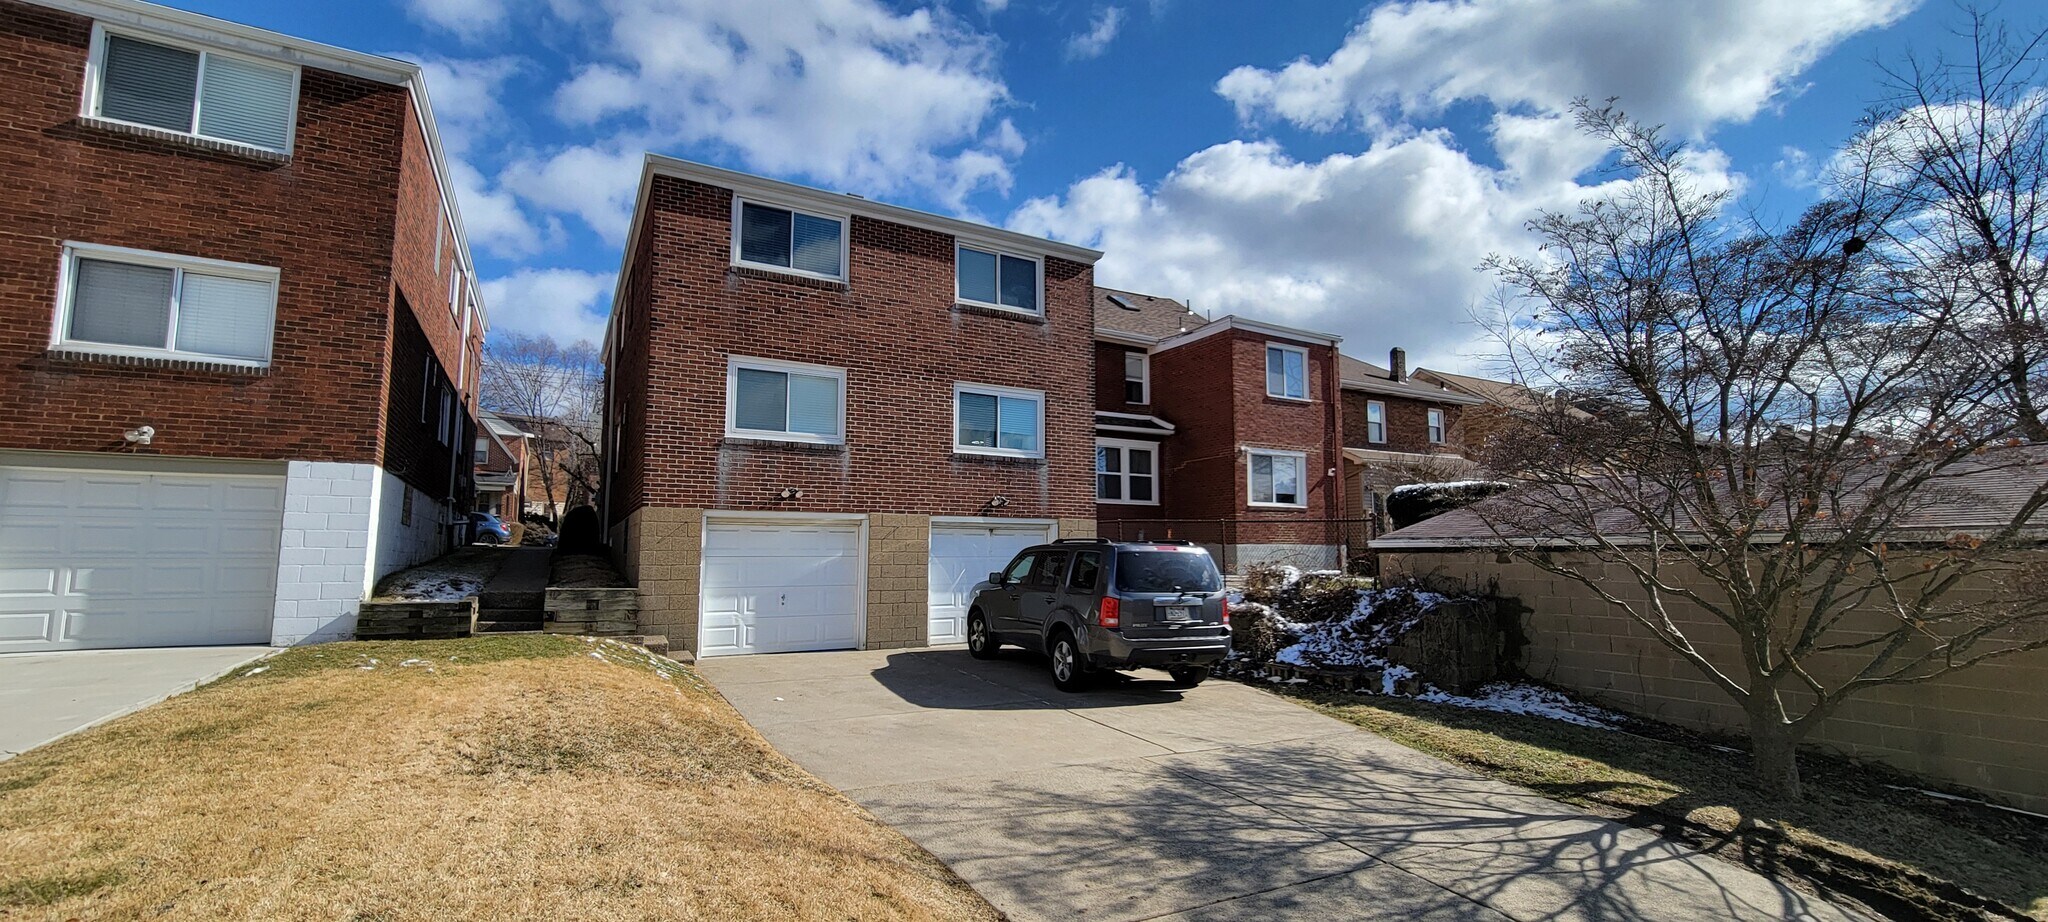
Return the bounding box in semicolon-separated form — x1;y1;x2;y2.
1114;550;1221;593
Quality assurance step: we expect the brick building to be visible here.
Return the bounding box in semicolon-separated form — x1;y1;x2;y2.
1092;289;1352;570
601;156;1101;657
0;0;485;650
475;410;531;522
1337;352;1485;531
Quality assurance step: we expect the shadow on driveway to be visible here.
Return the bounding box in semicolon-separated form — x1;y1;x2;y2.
868;647;1193;711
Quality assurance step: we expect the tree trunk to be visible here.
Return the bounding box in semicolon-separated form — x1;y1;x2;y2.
1746;706;1804;801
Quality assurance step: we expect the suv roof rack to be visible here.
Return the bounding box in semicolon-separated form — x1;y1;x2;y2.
1052;537;1114;545
1137;539;1196;546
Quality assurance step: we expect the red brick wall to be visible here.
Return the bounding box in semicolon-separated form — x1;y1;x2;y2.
604;219;656;522
1095;341;1154;414
380;96;471;498
0;1;449;472
609;174;1095;521
1225;332;1344;545
1341;390;1465;455
1148;333;1238;521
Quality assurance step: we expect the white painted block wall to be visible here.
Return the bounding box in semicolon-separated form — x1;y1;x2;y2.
272;461;377;645
370;468;448;582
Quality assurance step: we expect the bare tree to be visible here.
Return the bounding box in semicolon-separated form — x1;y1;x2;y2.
1850;11;2048;440
481;332;602;526
1479;92;2048;800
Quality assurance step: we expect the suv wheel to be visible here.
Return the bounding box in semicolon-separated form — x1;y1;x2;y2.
1168;666;1210;688
1048;632;1090;693
967;611;999;660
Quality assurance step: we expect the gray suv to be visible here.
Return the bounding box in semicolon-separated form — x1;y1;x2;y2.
966;538;1230;692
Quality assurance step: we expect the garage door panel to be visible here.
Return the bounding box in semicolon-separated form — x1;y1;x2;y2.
0;610;53;642
927;523;1051;645
700;520;860;657
0;465;282;651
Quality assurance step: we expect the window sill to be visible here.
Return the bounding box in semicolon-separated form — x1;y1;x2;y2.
951;451;1045;467
728;264;849;291
46;348;272;376
721;436;845;454
1264;393;1313;404
1098;499;1161;507
1247;502;1309;511
76;116;291;164
954;302;1047;324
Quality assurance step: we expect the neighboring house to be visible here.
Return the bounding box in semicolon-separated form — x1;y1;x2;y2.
0;0;485;651
601;156;1102;658
1410;366;1595;463
474;411;531;521
1339;351;1486;532
498;413;596;521
1092;288;1350;571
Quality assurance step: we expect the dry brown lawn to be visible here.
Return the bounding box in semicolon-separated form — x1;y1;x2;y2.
0;635;1000;921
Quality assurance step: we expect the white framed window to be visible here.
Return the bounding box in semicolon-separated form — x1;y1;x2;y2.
1428;408;1446;443
1248;449;1307;508
437;385;453;446
954;383;1044;459
475;435;492;457
1096;439;1159;505
433;213;445;273
82;26;298;154
1266;344;1308;400
955;243;1043;314
725;355;846;444
1123;351;1150;404
732;198;847;281
1365;400;1387;443
52;242;278;366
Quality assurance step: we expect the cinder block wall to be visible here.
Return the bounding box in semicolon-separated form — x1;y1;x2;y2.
1383;550;2048;813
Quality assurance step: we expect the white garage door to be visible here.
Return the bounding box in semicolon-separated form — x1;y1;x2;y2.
0;465;283;652
699;520;862;657
927;522;1053;644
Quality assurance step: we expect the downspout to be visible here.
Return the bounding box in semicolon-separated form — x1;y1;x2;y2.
1325;347;1343;564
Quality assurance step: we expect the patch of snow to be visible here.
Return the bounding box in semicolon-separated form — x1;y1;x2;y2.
398;658;430;668
1389;480;1507;497
242;666;268;677
1416;681;1624;729
1270;586;1445;669
1380;664;1414;695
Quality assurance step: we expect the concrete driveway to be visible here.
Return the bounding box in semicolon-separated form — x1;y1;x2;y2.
0;646;273;760
701;647;1860;922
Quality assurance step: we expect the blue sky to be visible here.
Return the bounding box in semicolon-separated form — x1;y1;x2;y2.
177;0;1995;372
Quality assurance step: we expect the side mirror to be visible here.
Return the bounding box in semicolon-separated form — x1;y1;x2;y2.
989;571;1006;585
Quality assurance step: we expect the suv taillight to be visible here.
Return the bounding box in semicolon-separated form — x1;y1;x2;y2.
1098;597;1120;629
1221;604;1231;626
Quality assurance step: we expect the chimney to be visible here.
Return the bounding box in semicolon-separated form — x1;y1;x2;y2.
1389;347;1407;382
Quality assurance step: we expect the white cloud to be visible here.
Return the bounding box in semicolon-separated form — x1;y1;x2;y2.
404;0;512;42
500;144;647;246
480;268;617;346
1216;0;1917;135
1066;7;1126;61
509;0;1016;231
1009;128;1734;373
979;0;1009;12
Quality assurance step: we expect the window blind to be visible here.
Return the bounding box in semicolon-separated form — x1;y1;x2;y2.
958;392;997;448
71;258;173;348
790;213;842;277
197;55;293;150
996;395;1038;451
100;36;198;132
734;367;788;432
785;373;840;437
173;272;272;360
957;247;997;303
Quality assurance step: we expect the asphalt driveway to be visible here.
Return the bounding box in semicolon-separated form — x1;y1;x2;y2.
0;646;273;760
701;647;1861;922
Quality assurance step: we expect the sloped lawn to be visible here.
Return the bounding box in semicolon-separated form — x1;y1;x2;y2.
0;635;997;921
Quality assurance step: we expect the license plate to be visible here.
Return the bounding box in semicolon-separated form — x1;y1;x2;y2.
1162;606;1192;622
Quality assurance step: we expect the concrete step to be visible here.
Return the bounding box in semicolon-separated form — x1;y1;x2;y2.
476;590;545;611
474;620;544;634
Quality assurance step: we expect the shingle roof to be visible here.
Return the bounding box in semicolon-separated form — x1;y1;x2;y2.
1373;445;2048;549
1094;287;1208;340
1416;368;1593;419
1339;355;1484;404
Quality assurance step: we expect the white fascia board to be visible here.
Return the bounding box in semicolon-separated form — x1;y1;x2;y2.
1094;328;1159;348
647;154;1104;265
1155;315;1341;353
34;0;417;83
